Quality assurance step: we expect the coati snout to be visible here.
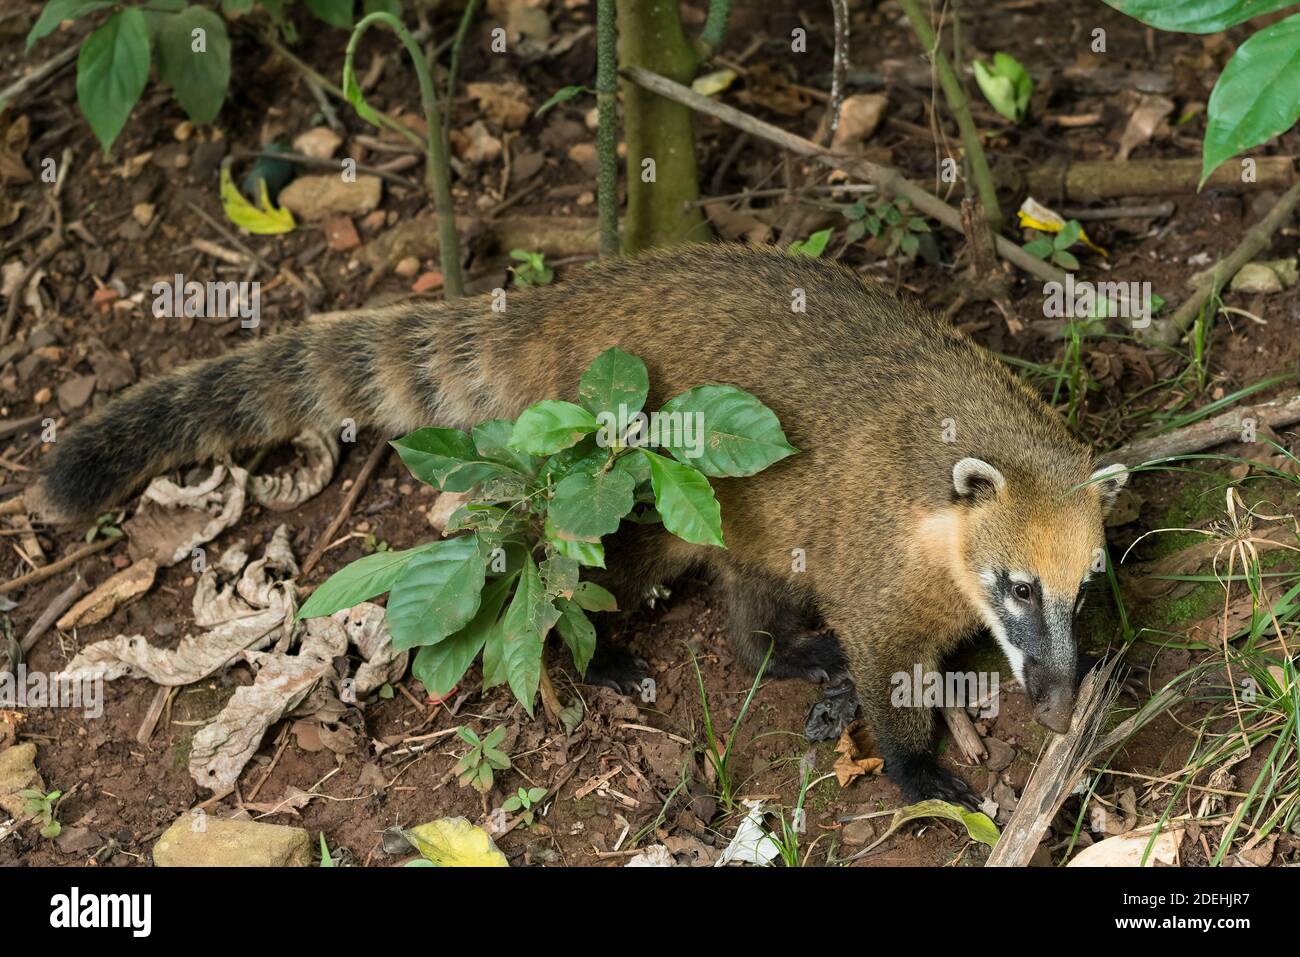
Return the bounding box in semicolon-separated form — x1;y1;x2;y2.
953;457;1128;736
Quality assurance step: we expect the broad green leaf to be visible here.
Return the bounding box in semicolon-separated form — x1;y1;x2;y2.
1102;0;1295;33
297;541;438;619
641;450;724;547
544;517;605;568
220;163;295;234
27;0;114;50
472;419;541;476
555;598;596;676
657;385;798;478
864;800;1000;852
973;58;1020;123
548;467;636;539
539;437;606;482
572;580;618;613
540;555;580;600
579;348;650;418
386;536;488;651
156;6;231;124
788;228;832;257
509;401;600;455
499;555;561;715
305;0;354;28
413;572;517;698
77;9;151;152
392;427;513;492
1201;12;1300;186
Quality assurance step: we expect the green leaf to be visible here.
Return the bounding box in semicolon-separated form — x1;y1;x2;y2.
1054;220;1082;250
1101;0;1295;33
641;450;724;547
555;597;596;675
579;348;650;418
548;467;636;539
572;580;618;613
540;554;580;600
222;0;256;13
544;517;605;568
392;427;513;492
869;800;1000;850
509;401;600;455
305;0;354;28
1053;249;1080;271
973;53;1031;123
1201;12;1300;186
1023;236;1053;259
297;541;438;619
27;0;114;50
657;384;798;478
386;536;488;651
536;84;589;116
472;419;541;476
412;572;517;698
77;9;151;152
156;6;231;124
499;555;561;715
787;228;832;257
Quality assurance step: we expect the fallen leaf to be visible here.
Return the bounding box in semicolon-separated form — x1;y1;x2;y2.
56;560;157;630
1067;826;1182;866
403;817;509;866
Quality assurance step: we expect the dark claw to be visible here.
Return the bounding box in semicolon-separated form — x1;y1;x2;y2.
889;753;980;810
804;680;859;742
582;643;650;696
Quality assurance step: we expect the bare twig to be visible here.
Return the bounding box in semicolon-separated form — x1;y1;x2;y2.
0;46;77;108
0;538;116;596
20;575;89;655
1102;391;1300;467
821;0;850;148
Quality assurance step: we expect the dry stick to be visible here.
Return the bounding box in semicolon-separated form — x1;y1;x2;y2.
620;66;1065;287
1060;202;1174;221
0;538;115;596
897;0;1001;228
941;705;987;764
985;657;1122;867
20;575;89;655
1101;391;1300;467
821;0;850;148
301;439;390;577
1143;177;1300;347
0;45;77;107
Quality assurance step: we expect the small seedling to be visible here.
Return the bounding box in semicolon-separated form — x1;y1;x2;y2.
501;786;548;827
973;52;1032;123
509;249;554;286
20;788;62;839
844;198;929;260
85;510;124;544
1023;219;1083;271
319;833;335;867
692;643;772;811
787;228;832;258
454;725;511;793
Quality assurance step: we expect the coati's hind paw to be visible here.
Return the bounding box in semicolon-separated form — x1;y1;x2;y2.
889;753;980;810
804;680;859;742
582;642;651;697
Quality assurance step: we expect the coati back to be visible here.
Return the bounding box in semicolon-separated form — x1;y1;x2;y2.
30;245;1127;803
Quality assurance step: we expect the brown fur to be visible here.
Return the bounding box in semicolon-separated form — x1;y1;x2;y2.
31;245;1112;799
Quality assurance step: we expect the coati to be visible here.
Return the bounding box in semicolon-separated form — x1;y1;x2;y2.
28;244;1127;805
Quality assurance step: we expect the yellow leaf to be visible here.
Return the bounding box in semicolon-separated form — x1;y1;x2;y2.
692;69;737;97
220;162;295;235
1017;196;1107;256
404;817;509;867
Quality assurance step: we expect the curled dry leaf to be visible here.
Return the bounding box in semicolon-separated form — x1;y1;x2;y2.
125;464;248;567
249;430;339;511
334;601;407;697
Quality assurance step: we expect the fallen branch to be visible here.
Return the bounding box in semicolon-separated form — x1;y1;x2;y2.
1014;157;1295;202
1102;391;1300;467
301;438;390;577
1143;177;1300;346
0;45;77;108
0;538;115;596
620;66;1066;287
20;575;89;654
941;705;987;764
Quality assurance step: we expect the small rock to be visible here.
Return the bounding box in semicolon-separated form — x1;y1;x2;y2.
427;490;470;533
87;338;135;392
394;256;421;278
57;373;96;413
0;742;44;819
1230;262;1284;294
452;121;502;165
324;215;361;252
33;386;51;404
292;126;343;159
278;174;383;221
132;203;155;227
466;81;531;130
584;107;599;130
983;737;1015;772
567;142;597;173
841;818;875;846
832;94;888;150
91;287;120;313
360;210;387;232
152;815;311;866
411;271;444;294
174;120;193;141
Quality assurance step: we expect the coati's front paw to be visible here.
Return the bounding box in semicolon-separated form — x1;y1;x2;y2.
888;753;980;810
582;642;651;697
804;680;859;742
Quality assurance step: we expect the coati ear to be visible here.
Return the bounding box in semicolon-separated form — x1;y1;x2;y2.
952;457;1006;500
1089;463;1129;513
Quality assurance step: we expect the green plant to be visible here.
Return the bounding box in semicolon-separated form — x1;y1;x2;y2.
20;788;62;839
501;786;548;827
509;249;555;286
318;832;335;866
453;725;511;793
1023;219;1083;270
692;642;772;811
972;51;1032;123
1104;1;1300;185
786;228;832;258
844;197;930;260
84;509;124;543
298;348;796;716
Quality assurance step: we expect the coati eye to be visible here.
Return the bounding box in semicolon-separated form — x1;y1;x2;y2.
1012;582;1033;602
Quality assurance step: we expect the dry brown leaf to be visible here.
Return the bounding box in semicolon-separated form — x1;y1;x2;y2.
56;559;157;630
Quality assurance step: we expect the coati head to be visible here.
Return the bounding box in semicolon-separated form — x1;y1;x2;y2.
949;457;1128;734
